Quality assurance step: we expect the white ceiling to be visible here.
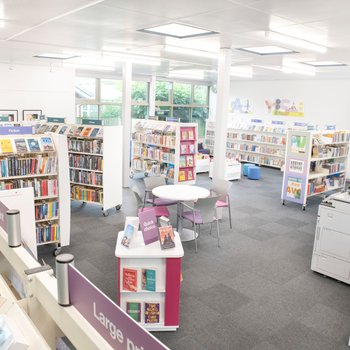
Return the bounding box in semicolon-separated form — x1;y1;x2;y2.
1;0;350;80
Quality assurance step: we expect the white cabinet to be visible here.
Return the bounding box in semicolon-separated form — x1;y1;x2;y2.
209;159;241;181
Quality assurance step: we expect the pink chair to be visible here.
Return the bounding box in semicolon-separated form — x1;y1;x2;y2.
210;179;232;229
143;177;177;207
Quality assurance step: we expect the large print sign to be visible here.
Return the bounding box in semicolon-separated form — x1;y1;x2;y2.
68;265;169;350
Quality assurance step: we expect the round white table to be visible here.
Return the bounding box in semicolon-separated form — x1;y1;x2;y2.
152;185;210;242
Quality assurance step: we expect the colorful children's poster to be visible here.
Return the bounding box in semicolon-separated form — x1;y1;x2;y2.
286;177;302;200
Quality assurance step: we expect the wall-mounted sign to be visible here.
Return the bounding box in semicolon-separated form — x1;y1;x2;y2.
0;126;33;135
47;117;65;123
326;124;336;130
251;119;263;123
82;119;102;126
272;120;285;125
265;99;304;117
68;265;169;350
230;98;252;114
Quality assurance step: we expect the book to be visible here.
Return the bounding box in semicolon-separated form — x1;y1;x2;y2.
189;144;195;154
158;216;170;227
144;302;160;324
181;130;188;140
97;128;104;138
188;130;194;140
141;268;156;291
50;124;59;133
27;138;41;152
179;156;186;167
74;126;84;136
82;127;93;137
180;144;187;154
178;170;186;182
138;208;158;245
158;225;175;249
41;137;54;151
90;128;100;138
126;302;141;322
187;169;193;181
37;124;48;134
186;155;194;167
122;268;137;292
58;125;68;135
0;139;13;153
68;125;77;135
14;138;28;153
121;217;139;248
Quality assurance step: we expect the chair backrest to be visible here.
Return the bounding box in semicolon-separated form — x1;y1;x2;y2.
144;176;166;190
194;195;220;224
130;185;144;209
211;178;232;201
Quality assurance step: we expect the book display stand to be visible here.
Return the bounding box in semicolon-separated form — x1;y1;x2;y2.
115;230;184;331
281;129;350;210
131;120;198;184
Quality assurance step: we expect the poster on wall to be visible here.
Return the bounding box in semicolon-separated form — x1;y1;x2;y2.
265;99;304;117
286;177;302;200
23;109;43;121
289;159;304;174
230;98;252;114
291;135;307;154
0;110;18;122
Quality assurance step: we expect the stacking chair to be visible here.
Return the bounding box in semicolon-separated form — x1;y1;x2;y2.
210;178;232;229
181;195;220;252
143;176;177;207
130;185;170;218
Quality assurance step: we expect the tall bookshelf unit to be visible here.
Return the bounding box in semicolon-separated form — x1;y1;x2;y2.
67;125;123;217
205;121;286;169
281;129;350;210
0;132;70;255
131;120;198;184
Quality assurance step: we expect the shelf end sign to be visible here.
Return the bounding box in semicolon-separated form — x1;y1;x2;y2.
68;265;169;350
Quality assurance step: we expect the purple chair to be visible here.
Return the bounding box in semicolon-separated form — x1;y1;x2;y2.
143;176;177;207
181;195;220;252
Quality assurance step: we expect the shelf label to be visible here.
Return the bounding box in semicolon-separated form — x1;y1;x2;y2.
0;126;33;135
0;201;9;230
68;265;169;350
251;119;262;123
47;117;65;123
294;122;308;127
272;120;285;125
82;119;102;125
326;124;336;130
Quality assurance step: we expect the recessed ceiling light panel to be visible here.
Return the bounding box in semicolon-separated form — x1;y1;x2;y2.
139;23;217;39
303;61;347;67
237;45;296;56
34;53;79;60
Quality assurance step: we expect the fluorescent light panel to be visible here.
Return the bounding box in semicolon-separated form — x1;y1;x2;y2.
139;23;217;39
238;45;296;55
34;53;79;60
266;31;327;54
63;63;114;71
164;46;218;59
303;61;347;67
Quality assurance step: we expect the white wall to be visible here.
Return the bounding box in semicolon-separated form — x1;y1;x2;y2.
0;64;75;122
227;79;350;129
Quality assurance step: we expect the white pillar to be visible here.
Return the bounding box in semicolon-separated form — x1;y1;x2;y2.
149;74;156;116
122;61;132;187
212;48;231;180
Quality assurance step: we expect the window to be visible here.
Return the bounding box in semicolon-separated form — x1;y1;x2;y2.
132;81;148;103
132;105;149;119
100;105;122;125
101;79;123;103
173;107;190;122
193;85;209;105
155;81;172;103
173;82;191;105
75;77;96;100
192;107;209;138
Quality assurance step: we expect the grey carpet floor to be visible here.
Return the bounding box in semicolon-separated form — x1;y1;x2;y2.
39;168;350;350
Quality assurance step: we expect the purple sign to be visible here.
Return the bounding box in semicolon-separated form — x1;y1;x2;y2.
0;126;33;135
251;119;262;123
138;209;159;245
68;265;168;350
0;201;8;230
272;120;285;125
294;122;308;127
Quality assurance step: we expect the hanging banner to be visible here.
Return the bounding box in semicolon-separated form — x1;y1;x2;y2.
82;119;102;125
265;99;304;117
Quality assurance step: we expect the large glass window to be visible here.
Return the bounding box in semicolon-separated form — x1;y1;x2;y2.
155;81;172;103
173;82;191;105
100;79;123;103
132;81;148;103
100;105;122;125
132;105;149;119
192;107;209;138
75;77;96;100
173;107;190;122
193;85;209;105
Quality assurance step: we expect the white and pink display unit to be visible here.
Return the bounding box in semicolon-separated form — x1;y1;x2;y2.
115;231;184;331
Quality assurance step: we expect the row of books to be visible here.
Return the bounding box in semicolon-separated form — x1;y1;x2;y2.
313;131;350;144
179;155;194;168
0;155;57;178
71;186;103;204
310;161;345;175
230;153;284;167
231;123;286;134
311;145;348;158
308;175;345;195
134;121;176;135
35;201;59;221
125;301;160;324
132;145;175;164
68;139;103;155
34;123;103;139
180;143;195;155
180;128;196;141
225;142;285;157
36;223;60;244
69;154;104;171
0;136;54;154
132;159;174;179
132;132;176;148
70;169;103;186
0;178;58;198
178;169;194;182
123;267;156;292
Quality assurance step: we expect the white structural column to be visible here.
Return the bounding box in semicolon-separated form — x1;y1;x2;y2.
212;47;232;180
149;74;156;116
122;61;132;187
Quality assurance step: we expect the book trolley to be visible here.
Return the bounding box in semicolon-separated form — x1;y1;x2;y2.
131;120;198;184
115;230;184;331
281;129;350;210
0;131;70;255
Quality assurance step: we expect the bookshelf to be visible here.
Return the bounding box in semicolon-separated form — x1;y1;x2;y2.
131;120;198;184
205;120;287;169
281;129;350;210
0;133;70;256
115;230;184;331
33;123;123;217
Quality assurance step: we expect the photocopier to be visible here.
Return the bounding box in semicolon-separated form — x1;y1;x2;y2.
311;190;350;284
